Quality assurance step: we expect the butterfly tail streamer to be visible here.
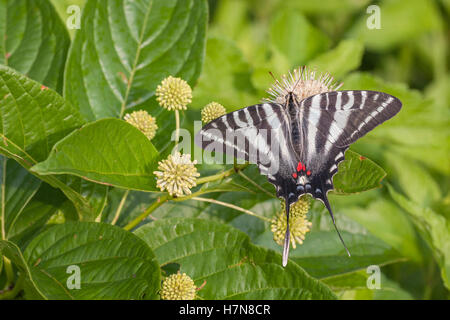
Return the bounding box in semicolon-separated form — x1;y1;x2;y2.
282;197;291;267
322;194;351;257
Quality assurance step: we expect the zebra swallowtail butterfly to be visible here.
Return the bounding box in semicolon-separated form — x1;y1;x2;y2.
195;67;402;266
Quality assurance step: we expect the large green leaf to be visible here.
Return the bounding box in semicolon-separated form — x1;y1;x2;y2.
32;119;160;192
0;156;41;241
23;222;161;299
0;65;109;220
342;199;422;263
64;0;207;121
388;185;450;290
0;65;85;163
0;0;70;93
135;217;337;299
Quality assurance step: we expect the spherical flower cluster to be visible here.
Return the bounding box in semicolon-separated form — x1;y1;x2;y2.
153;152;200;197
124;110;158;140
160;272;196;300
266;66;342;104
271;197;312;249
201;102;226;124
156;76;192;111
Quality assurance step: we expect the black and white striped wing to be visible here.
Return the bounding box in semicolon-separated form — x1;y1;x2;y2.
196;102;298;182
297;90;402;200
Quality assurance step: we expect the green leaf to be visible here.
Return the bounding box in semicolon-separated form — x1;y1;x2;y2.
192;36;257;110
343;72;450;175
60;175;109;221
0;240;46;299
254;200;403;279
0;65;109;219
333;150;386;194
32;118;160;192
269;9;329;66
284;0;370;14
0;156;41;241
135;217;337;299
342;199;422;263
388;185;450;290
307;40;364;78
385;151;442;207
23;222;160;299
7;183;67;249
0;65;85;164
0;0;71;93
326;270;414;300
64;0;208;121
348;0;442;51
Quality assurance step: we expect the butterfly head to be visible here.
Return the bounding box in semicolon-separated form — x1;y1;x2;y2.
285;91;301;113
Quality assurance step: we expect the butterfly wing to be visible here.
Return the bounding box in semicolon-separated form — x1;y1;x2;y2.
289;90;402;255
196;102;302;266
196;102;298;183
297;90;402;198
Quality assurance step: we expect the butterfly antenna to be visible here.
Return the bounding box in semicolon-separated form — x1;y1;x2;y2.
322;195;351;257
269;71;276;81
282;197;291;267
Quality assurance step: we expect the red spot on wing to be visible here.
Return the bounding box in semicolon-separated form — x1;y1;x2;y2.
292;173;298;179
306;170;311;176
297;162;302;172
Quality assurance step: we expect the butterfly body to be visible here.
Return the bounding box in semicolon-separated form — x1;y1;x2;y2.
196;83;402;266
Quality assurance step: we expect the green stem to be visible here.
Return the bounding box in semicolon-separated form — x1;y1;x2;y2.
191;197;271;223
238;171;274;198
112;190;130;225
174;110;180;147
196;163;249;185
123;163;250;231
123;194;170;231
0;272;24;300
3;257;14;289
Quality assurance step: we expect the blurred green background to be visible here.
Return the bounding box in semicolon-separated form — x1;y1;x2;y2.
51;0;449;299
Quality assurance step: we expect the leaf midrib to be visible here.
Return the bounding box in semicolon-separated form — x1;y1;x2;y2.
119;0;154;118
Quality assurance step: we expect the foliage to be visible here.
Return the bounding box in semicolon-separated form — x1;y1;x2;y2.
0;0;448;300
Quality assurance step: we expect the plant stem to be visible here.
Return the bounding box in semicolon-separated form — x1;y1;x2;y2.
238;171;274;197
112;190;130;225
0;272;24;300
174;110;180;147
196;163;249;185
123;163;250;231
3;257;14;289
191;197;271;223
123;194;170;231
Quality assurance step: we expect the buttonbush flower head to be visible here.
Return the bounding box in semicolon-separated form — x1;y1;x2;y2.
156;76;192;111
201;102;227;124
266;66;342;104
124;110;158;140
160;272;196;300
271;197;312;249
153;152;200;197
